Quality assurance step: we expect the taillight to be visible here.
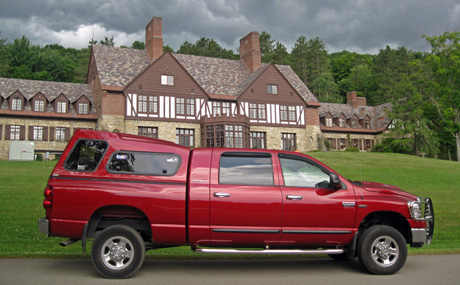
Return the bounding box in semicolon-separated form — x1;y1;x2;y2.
43;186;53;211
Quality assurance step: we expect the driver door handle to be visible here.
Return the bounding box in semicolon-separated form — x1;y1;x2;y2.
214;192;231;198
286;195;303;200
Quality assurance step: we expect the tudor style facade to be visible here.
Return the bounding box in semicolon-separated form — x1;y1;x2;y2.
0;16;390;160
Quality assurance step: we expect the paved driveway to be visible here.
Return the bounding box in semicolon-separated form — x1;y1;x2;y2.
1;255;459;285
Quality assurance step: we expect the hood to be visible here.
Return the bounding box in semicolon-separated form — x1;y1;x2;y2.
361;181;417;200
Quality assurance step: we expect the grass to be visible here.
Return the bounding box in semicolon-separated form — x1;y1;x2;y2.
0;152;459;259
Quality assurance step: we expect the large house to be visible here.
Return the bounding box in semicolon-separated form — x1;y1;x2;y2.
0;17;391;160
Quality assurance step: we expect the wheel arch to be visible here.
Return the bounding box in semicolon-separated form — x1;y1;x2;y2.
82;205;152;253
358;211;412;244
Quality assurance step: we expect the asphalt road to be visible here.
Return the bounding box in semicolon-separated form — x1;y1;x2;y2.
1;255;459;285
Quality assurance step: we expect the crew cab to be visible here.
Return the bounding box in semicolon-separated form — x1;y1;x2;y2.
38;129;434;278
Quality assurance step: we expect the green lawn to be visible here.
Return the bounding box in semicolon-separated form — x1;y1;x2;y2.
0;152;459;258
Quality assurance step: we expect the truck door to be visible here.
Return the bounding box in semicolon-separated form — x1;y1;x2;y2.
277;153;357;246
209;151;282;246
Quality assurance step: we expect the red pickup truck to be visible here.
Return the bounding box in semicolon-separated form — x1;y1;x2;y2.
38;129;434;278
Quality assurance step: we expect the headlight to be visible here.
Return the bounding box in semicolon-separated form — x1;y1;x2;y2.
408;201;423;219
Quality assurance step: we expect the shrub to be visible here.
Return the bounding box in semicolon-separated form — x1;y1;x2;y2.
35;154;43;161
345;147;359;152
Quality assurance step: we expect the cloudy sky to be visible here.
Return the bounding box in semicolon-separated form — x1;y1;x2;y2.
1;0;459;54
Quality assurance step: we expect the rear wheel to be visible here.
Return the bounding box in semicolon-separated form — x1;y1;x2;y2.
91;225;145;279
357;225;407;275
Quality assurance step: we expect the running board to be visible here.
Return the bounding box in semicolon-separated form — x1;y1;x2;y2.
193;248;344;255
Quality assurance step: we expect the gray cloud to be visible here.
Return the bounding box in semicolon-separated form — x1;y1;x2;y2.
0;0;459;54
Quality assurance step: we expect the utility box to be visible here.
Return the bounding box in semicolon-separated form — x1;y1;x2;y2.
9;141;35;161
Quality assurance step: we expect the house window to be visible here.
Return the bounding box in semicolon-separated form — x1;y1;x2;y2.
340;138;346;149
138;95;148;113
280;106;288;121
55;127;66;141
267;84;278;94
250;132;266;149
34;100;45;112
249;103;257;119
12;98;22;111
33;126;44;141
149;96;158;113
339;118;346;127
258;104;266;120
176;98;185;115
364;120;370;129
222;102;230;115
176;128;195;147
57;101;67;113
288;106;296;121
212;102;221;116
138;127;158;138
281;133;296;151
352;120;358;128
10;125;21;140
365;139;371;150
353;139;359;148
78;103;88;114
186;98;195;116
161;75;174;86
326;117;333;127
205;124;248;148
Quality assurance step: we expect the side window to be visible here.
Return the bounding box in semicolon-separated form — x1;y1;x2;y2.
64;140;108;172
279;156;330;188
219;153;274;186
107;152;181;176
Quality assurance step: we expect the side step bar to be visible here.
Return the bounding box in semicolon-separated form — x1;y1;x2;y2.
193;247;344;255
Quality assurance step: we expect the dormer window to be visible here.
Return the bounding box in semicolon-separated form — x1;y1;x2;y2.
12;98;22;111
161;75;174;86
339;118;346;127
34;100;45;112
326;117;332;127
267;84;278;94
364;120;370;129
78;103;89;114
352;119;358;128
57;101;67;113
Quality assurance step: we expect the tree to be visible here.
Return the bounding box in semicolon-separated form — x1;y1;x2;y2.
272;42;289;65
311;73;342;103
386;75;439;156
177;37;237;59
0;31;9;76
423;31;460;161
259;31;275;62
339;64;374;100
291;36;309;85
291;36;329;87
99;36;115;46
132;41;145;50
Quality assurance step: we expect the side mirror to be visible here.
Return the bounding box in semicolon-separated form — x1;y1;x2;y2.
329;173;342;189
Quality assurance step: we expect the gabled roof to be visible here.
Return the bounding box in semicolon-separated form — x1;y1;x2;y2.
91;45;318;104
92;45;150;88
0;77;93;104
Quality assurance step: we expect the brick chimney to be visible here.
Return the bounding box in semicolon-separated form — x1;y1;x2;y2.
145;17;163;63
347;91;367;108
240;31;262;74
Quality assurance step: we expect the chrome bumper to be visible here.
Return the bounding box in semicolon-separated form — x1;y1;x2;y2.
38;217;49;236
412;197;435;246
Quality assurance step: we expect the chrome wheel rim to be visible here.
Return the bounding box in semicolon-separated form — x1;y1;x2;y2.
101;236;134;270
371;235;399;267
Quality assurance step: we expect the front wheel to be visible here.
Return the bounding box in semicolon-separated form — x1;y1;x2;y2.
91;225;145;279
357;225;407;275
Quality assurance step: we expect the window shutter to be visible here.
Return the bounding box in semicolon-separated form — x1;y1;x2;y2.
49;127;55;142
0;125;2;140
64;128;71;141
4;125;10;140
28;126;34;140
20;126;26;140
43;126;49;141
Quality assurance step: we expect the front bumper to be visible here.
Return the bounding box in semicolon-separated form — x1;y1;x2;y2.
411;197;434;246
38;217;49;236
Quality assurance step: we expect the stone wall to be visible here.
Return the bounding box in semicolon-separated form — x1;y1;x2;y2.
321;132;377;151
249;125;321;152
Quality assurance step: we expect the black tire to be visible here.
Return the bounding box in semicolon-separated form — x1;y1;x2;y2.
328;252;355;261
91;225;145;279
357;225;407;275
